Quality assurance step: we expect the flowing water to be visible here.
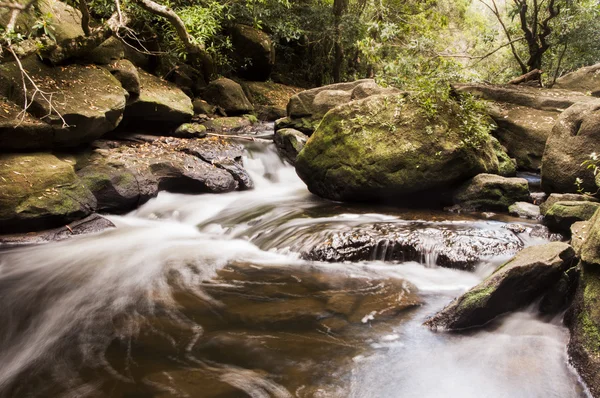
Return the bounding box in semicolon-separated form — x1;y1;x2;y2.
0;140;588;398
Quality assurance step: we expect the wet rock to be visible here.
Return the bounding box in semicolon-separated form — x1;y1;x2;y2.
539;266;579;315
544;201;600;234
541;100;600;194
508;202;541;219
173;123;207;138
0;58;127;149
296;95;498;202
425;242;576;330
453;174;530;211
107;59;140;98
304;222;524;271
78;136;251;213
0;153;96;233
540;193;598;215
274;128;308;165
123;69;193;129
0;214;115;245
201;78;254;115
554;63;600;96
201;263;420;330
274;116;321;135
228;24;275;81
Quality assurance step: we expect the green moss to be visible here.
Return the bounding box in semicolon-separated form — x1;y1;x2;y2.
458;285;494;311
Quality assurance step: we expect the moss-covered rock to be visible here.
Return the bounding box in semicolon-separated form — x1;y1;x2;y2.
0;97;54;150
544;201;600;234
491;137;517;177
123;69;193;129
172;123;207;138
541;100;600;194
579;208;600;266
425;242;576;330
274;128;308;165
295;94;499;202
0;57;127;149
540;193;598;215
274;116;321;135
201;78;253;115
0;153;96;232
453;174;530;211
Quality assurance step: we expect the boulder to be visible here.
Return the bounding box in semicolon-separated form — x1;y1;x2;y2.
541;100;600;194
167;64;206;96
123;69;193;128
172;123;207;138
193;99;216;115
107;59;140;98
540;193;598;215
539;265;579;314
0;0;84;41
578;208;600;266
304;221;525;271
78;136;252;213
0;57;127;149
85;36;124;65
274;116;321;135
425;242;576;330
0;97;54;150
544;201;600;234
554;63;600;97
274;128;308;165
0;153;96;233
454;83;593;170
201;117;253;134
228;24;275;81
491;137;517;177
453;174;530;211
571;221;589;255
295;94;499;202
243;81;302;121
201;78;253;115
508;202;541;219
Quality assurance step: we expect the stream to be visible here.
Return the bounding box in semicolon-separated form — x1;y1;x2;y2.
0;140;588;397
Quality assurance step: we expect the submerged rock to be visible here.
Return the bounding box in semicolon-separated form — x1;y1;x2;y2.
544;201;600;234
425;242;576;330
541;100;600;194
296;95;498;202
452;174;530;211
0;153;96;233
274;128;308;165
304;222;525;270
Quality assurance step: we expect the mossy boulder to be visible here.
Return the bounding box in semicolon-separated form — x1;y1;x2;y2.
173;123;207;138
85;36;125;65
201;78;253;115
579;208;600;266
554;63;600;97
544;201;600;234
0;153;96;233
541;100;600;194
425;242;576;330
228;24;275;81
0;57;127;149
275;117;321;135
540;193;598;215
123;69;193;129
491;137;517;177
274;128;308;165
453;174;530;211
295;94;499;202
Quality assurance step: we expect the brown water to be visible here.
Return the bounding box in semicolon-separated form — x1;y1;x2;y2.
0;143;588;398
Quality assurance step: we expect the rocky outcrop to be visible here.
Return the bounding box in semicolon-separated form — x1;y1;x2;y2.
544;201;600;234
122;69;193;129
295;94;499;202
78;136;252;214
425;242;576;330
453;83;593;170
452;174;530;211
201;78;254;115
0;57;127;149
541;100;600;194
274;128;308;165
228;24;275;81
0;153;96;233
554;63;600;97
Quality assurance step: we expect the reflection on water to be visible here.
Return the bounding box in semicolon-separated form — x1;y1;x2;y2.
0;142;586;397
